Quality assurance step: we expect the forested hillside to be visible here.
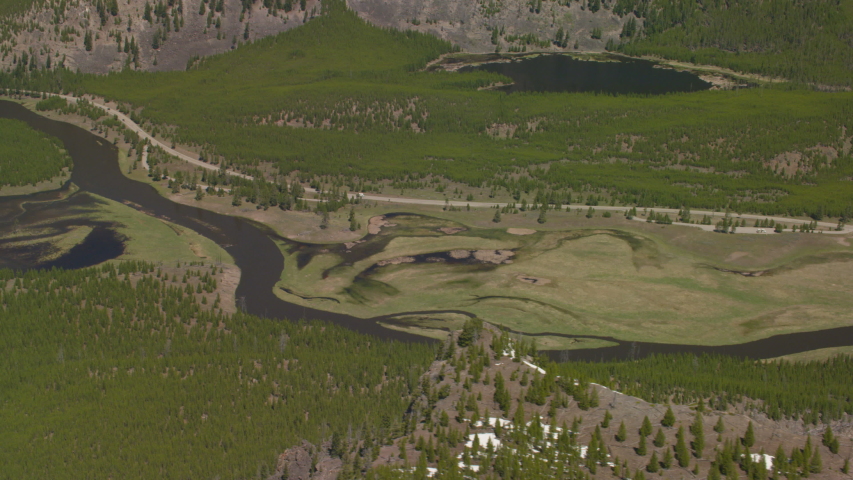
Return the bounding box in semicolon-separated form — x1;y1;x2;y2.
5;0;852;220
0;117;71;187
615;0;853;86
557;353;853;426
284;324;851;479
0;0;41;18
0;262;434;479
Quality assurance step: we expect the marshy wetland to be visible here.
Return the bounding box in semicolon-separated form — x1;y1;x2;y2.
276;212;853;356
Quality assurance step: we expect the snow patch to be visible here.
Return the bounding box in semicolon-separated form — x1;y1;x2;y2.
466;433;502;449
522;360;546;375
751;453;774;470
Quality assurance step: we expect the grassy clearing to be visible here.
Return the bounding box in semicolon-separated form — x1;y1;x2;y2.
768;346;853;363
88;193;234;265
273;209;853;346
1;190;233;267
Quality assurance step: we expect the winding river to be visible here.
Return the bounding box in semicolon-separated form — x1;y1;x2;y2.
2;99;852;361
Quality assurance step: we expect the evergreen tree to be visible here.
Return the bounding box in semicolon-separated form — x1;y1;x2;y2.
492;208;501;223
743;421;755;448
774;444;787;476
616;421;627;442
646;451;659;472
823;426;839;454
714;416;725;434
636;435;647;456
691;410;705;458
653;428;666;448
601;410;612;428
810;449;822;473
708;463;721;480
640;415;653;437
662;406;675;427
662;446;673;469
675;426;690;467
537;206;547;224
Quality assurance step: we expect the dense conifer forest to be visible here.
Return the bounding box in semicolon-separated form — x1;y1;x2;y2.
555;354;853;425
0;262;434;479
615;0;853;87
0;118;71;187
0;0;41;18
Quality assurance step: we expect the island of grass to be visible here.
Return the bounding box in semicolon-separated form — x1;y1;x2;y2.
0;117;72;195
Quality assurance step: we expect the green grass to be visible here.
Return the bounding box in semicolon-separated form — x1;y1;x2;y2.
0;189;233;269
89;193;234;265
0;118;71;187
274;212;853;346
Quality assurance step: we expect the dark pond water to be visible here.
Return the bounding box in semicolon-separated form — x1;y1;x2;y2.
0;187;128;270
2;99;851;361
460;54;712;94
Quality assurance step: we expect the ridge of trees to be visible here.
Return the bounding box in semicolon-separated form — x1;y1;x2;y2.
556;352;853;424
614;0;853;87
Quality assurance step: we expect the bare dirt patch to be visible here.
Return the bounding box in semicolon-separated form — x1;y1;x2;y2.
439;226;466;235
507;228;536;235
473;249;515;264
368;215;397;235
344;240;365;250
449;249;471;259
217;264;241;315
377;256;416;266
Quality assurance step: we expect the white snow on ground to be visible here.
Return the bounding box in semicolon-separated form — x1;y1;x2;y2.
522;360;547;375
472;417;512;428
466;433;502;449
751;453;774;470
425;467;438;477
457;462;481;472
590;382;626;396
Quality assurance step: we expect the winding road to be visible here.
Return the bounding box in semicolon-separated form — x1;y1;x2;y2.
45;93;853;236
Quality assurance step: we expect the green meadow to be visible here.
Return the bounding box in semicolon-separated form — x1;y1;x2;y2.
274;209;853;347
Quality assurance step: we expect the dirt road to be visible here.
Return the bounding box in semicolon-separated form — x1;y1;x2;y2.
52;93;253;180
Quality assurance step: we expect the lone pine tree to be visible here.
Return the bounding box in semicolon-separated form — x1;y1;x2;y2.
662;406;676;427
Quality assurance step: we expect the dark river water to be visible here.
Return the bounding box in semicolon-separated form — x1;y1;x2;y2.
2;99;851;361
460;54;712;94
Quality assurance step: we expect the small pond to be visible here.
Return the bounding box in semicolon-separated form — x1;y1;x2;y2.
460;54;712;94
